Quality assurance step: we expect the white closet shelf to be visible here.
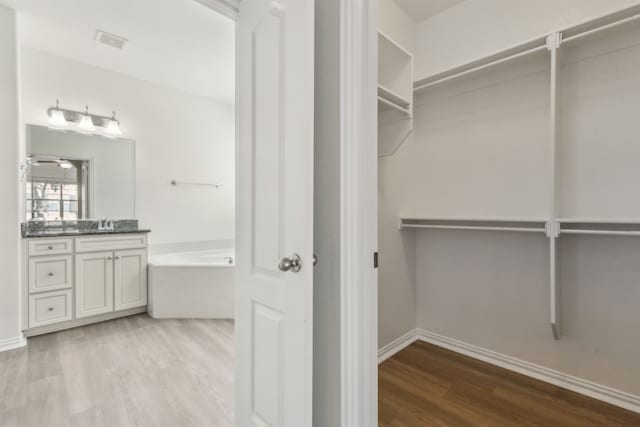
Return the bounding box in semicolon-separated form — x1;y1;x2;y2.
378;85;411;109
412;3;640;94
399;217;547;233
557;218;640;224
558;220;640;237
378;96;410;116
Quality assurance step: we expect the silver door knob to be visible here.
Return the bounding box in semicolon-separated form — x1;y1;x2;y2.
279;254;302;272
48;306;54;311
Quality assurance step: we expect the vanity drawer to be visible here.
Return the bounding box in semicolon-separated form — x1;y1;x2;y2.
28;256;73;293
29;290;72;328
75;234;147;252
28;238;73;256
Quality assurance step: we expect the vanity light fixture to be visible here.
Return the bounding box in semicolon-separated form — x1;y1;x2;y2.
46;101;124;137
47;100;69;130
105;111;122;137
77;106;96;133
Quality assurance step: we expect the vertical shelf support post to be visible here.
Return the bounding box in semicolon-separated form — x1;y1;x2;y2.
547;32;562;340
546;220;561;340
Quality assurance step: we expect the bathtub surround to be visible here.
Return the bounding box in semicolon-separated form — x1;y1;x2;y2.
148;245;234;319
149;238;235;256
22;219;145;237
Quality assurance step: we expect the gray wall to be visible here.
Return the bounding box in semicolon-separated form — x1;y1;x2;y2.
377;0;418;350
380;0;640;399
0;5;21;345
313;0;341;425
416;231;640;396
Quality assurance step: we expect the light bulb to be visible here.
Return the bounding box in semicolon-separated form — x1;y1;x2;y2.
48;101;68;130
105;111;122;137
105;119;122;136
78;106;96;133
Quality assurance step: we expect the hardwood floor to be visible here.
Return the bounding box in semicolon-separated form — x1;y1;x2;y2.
0;315;234;427
379;341;640;427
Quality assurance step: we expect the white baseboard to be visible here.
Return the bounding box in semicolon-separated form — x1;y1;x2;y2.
415;329;640;414
377;329;419;363
378;328;640;414
0;334;26;353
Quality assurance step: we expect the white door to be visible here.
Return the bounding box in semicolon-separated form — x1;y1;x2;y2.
75;251;114;318
114;249;147;310
236;0;315;426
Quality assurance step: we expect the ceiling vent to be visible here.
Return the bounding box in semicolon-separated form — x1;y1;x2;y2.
95;30;128;50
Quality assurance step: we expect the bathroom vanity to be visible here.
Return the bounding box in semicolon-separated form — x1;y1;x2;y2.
22;228;150;336
21;124;149;336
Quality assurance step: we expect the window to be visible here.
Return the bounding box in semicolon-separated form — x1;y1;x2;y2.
26;158;89;220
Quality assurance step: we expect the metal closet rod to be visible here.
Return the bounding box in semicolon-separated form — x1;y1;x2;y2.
399;218;547;233
561;229;640;237
402;224;545;233
413;4;640;93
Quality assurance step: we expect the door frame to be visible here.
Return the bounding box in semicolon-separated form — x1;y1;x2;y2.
338;0;378;425
196;0;378;425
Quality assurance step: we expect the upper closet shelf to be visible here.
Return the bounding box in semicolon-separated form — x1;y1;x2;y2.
412;3;640;94
559;220;640;237
399;218;640;237
378;85;411;115
399;217;547;234
378;30;414;157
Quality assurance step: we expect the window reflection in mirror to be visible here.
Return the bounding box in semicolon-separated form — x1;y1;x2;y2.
26;157;89;220
25;124;135;221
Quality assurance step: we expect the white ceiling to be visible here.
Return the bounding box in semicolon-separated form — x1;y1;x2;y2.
393;0;466;22
6;0;236;104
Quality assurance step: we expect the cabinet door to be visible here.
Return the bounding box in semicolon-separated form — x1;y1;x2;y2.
114;249;147;310
75;251;114;318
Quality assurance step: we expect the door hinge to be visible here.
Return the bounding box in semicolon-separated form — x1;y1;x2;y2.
373;252;379;269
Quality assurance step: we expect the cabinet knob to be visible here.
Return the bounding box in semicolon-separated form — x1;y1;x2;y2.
115;256;121;260
48;272;54;277
48;245;54;250
107;256;113;260
47;306;54;311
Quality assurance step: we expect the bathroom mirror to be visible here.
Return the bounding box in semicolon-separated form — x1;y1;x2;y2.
25;124;135;220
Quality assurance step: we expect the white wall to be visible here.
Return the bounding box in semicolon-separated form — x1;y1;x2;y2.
377;0;417;348
20;47;235;246
414;0;640;80
378;0;415;52
0;4;23;348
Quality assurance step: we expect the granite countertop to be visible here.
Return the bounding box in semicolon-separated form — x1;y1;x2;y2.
23;229;152;238
21;219;150;238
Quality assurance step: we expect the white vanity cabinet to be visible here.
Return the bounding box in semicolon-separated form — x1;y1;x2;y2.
75;251;115;318
114;249;148;310
23;233;148;336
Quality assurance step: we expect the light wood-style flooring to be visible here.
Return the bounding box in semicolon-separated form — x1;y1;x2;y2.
0;315;234;427
379;341;640;427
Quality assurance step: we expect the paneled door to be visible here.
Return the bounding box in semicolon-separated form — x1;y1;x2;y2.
236;0;315;426
75;251;114;318
114;249;147;310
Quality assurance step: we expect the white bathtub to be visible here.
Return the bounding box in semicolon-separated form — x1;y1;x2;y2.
148;248;235;319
